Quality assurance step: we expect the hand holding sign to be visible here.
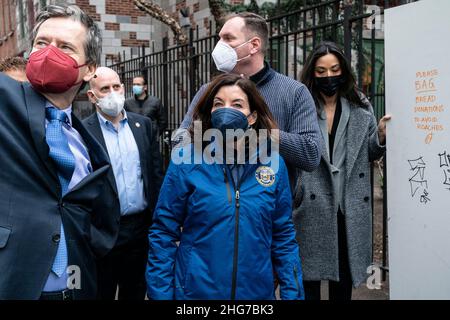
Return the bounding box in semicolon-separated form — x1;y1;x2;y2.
377;114;391;145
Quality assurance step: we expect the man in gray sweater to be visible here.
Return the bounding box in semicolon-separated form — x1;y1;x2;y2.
179;12;322;187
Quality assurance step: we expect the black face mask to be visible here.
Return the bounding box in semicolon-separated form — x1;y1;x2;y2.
314;75;344;97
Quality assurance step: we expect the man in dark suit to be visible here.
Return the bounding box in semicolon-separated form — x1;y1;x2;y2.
0;5;117;300
84;67;163;300
124;75;167;137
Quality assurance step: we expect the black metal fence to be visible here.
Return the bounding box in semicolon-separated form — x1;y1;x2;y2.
109;0;399;135
110;25;217;134
108;0;419;284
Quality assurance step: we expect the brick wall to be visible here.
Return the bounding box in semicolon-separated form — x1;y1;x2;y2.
1;0;271;61
73;0;161;66
161;0;214;45
0;0;18;58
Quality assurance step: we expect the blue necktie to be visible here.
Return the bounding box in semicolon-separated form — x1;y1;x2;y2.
45;107;75;277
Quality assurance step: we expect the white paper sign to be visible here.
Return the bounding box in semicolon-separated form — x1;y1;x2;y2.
386;0;450;299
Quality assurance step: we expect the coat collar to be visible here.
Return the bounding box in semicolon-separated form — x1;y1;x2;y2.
249;61;276;87
333;98;351;159
318;97;350;165
127;113;150;198
23;82;59;190
317;97;370;179
345;104;371;179
84;112;118;197
73;113;109;171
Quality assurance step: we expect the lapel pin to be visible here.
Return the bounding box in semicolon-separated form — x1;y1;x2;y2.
135;122;141;128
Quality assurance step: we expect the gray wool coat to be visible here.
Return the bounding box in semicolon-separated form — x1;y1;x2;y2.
292;97;385;287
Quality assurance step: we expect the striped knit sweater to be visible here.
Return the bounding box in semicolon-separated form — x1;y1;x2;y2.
179;64;322;186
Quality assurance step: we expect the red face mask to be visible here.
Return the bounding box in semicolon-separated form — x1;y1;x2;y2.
26;44;87;94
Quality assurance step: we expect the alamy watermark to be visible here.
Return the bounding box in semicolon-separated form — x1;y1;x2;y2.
65;264;382;291
366;5;383;31
366;264;382;290
67;265;81;290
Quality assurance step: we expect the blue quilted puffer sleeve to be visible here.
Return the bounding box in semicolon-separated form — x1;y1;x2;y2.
271;158;305;300
146;161;189;300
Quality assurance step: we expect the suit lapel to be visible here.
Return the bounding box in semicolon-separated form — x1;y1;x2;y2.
318;109;330;163
69;114;111;194
346;106;370;179
86;114;107;150
332;98;350;160
81;114;118;197
23;83;59;187
72;115;109;171
318;108;342;177
127;113;149;197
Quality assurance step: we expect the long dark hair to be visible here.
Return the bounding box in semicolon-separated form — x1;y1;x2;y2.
189;73;278;137
301;41;366;114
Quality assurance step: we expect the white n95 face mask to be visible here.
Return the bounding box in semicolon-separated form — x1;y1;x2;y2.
96;91;125;117
212;39;253;73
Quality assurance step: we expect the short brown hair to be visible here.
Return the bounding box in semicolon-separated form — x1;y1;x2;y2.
32;4;102;66
0;57;27;73
225;12;269;53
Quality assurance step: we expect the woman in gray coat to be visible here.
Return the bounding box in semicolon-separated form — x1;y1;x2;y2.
294;42;391;300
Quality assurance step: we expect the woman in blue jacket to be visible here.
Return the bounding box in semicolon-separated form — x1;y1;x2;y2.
146;74;304;300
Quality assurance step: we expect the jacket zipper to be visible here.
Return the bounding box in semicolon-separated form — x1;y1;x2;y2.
230;188;240;300
223;165;241;300
223;167;232;204
224;165;254;300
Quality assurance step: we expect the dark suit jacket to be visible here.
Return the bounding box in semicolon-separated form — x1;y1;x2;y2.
83;111;163;240
0;73;118;299
124;95;167;135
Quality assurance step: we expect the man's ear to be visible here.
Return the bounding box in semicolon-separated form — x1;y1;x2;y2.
250;37;261;55
86;90;97;104
83;64;97;82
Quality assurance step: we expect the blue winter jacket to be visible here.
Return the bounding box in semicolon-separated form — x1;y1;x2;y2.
146;147;304;300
